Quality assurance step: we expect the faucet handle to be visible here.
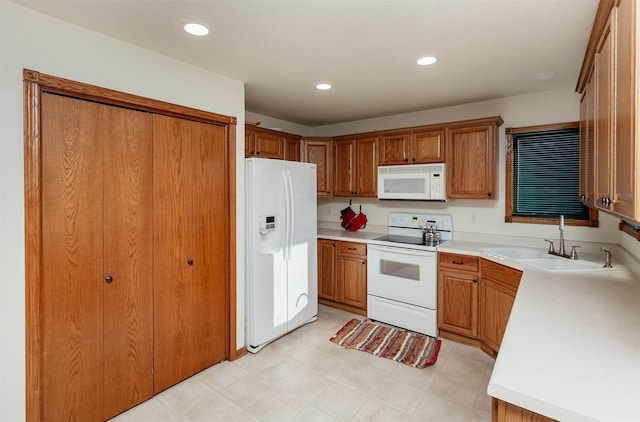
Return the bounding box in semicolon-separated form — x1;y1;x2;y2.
570;245;581;260
544;239;556;254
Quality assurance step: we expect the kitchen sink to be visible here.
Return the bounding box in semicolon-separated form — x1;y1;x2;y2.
480;247;614;272
518;258;607;272
480;247;550;260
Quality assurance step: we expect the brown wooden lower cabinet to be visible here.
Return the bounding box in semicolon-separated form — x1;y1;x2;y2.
480;259;521;355
437;252;522;357
493;399;557;422
318;239;367;315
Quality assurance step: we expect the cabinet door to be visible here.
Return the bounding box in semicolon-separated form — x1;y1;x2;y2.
284;135;300;161
594;13;614;210
480;279;516;353
612;0;636;218
304;139;333;196
437;269;479;337
334;139;356;196
379;133;410;165
339;254;367;309
245;128;256;157
580;69;596;208
446;124;496;199
412;130;445;163
255;131;283;159
318;239;338;300
356;136;378;197
153;115;227;393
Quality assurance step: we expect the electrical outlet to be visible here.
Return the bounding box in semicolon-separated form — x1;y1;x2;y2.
470;213;478;224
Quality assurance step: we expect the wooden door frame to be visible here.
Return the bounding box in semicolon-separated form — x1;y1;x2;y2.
23;69;238;421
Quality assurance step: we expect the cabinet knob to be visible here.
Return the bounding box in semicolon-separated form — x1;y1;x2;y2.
187;259;194;265
473;279;478;283
405;158;409;162
412;158;416;161
487;192;493;197
105;275;113;283
362;261;366;265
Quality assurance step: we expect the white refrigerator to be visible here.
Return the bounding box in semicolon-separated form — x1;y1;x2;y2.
245;158;318;352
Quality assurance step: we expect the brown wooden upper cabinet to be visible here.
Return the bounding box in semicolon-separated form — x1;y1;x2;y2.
302;137;333;196
334;136;378;197
577;0;639;223
245;124;300;161
445;117;503;199
283;134;301;161
379;129;445;165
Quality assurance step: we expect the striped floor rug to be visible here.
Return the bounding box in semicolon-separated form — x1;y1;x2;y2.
329;318;441;368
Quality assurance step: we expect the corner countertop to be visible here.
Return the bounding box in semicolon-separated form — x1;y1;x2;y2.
316;231;640;421
438;240;640;422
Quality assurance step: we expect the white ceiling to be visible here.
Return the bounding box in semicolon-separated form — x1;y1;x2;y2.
12;0;599;127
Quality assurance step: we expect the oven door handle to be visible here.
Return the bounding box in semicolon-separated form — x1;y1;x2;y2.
368;244;434;257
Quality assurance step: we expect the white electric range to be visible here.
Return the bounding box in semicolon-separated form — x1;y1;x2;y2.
367;212;452;337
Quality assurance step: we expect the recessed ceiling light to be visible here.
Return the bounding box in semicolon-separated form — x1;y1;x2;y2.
316;83;332;90
531;71;557;80
417;56;437;66
183;22;209;36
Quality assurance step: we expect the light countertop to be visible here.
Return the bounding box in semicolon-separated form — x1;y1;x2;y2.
316;231;640;421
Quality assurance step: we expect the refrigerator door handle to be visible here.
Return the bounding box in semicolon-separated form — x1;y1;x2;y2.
285;168;295;261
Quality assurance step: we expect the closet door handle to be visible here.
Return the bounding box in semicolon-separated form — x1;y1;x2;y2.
187;259;194;266
105;275;113;283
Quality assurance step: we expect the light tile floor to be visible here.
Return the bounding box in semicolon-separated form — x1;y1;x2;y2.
112;305;495;422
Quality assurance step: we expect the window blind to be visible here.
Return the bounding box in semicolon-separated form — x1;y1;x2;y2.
512;128;589;220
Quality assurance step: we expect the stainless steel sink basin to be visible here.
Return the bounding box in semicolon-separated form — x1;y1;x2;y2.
480;246;614;272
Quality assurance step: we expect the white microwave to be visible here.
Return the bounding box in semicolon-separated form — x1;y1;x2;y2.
377;163;446;201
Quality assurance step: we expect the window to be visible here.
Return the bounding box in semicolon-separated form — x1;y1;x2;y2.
505;122;598;226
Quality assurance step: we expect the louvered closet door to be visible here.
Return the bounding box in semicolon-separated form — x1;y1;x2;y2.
153;115;228;393
41;93;153;421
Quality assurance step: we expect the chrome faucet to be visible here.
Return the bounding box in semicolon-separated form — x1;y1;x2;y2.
545;215;577;259
601;247;613;268
557;215;566;256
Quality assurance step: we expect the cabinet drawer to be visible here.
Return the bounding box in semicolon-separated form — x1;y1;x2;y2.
481;259;522;291
439;252;479;272
340;242;367;256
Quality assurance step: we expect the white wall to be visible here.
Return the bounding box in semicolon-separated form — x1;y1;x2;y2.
249;88;625;247
0;2;246;419
245;111;312;136
307;88;624;247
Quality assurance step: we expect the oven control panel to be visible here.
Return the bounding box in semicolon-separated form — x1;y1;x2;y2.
388;213;452;232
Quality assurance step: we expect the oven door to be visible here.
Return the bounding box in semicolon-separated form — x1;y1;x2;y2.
367;244;436;309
